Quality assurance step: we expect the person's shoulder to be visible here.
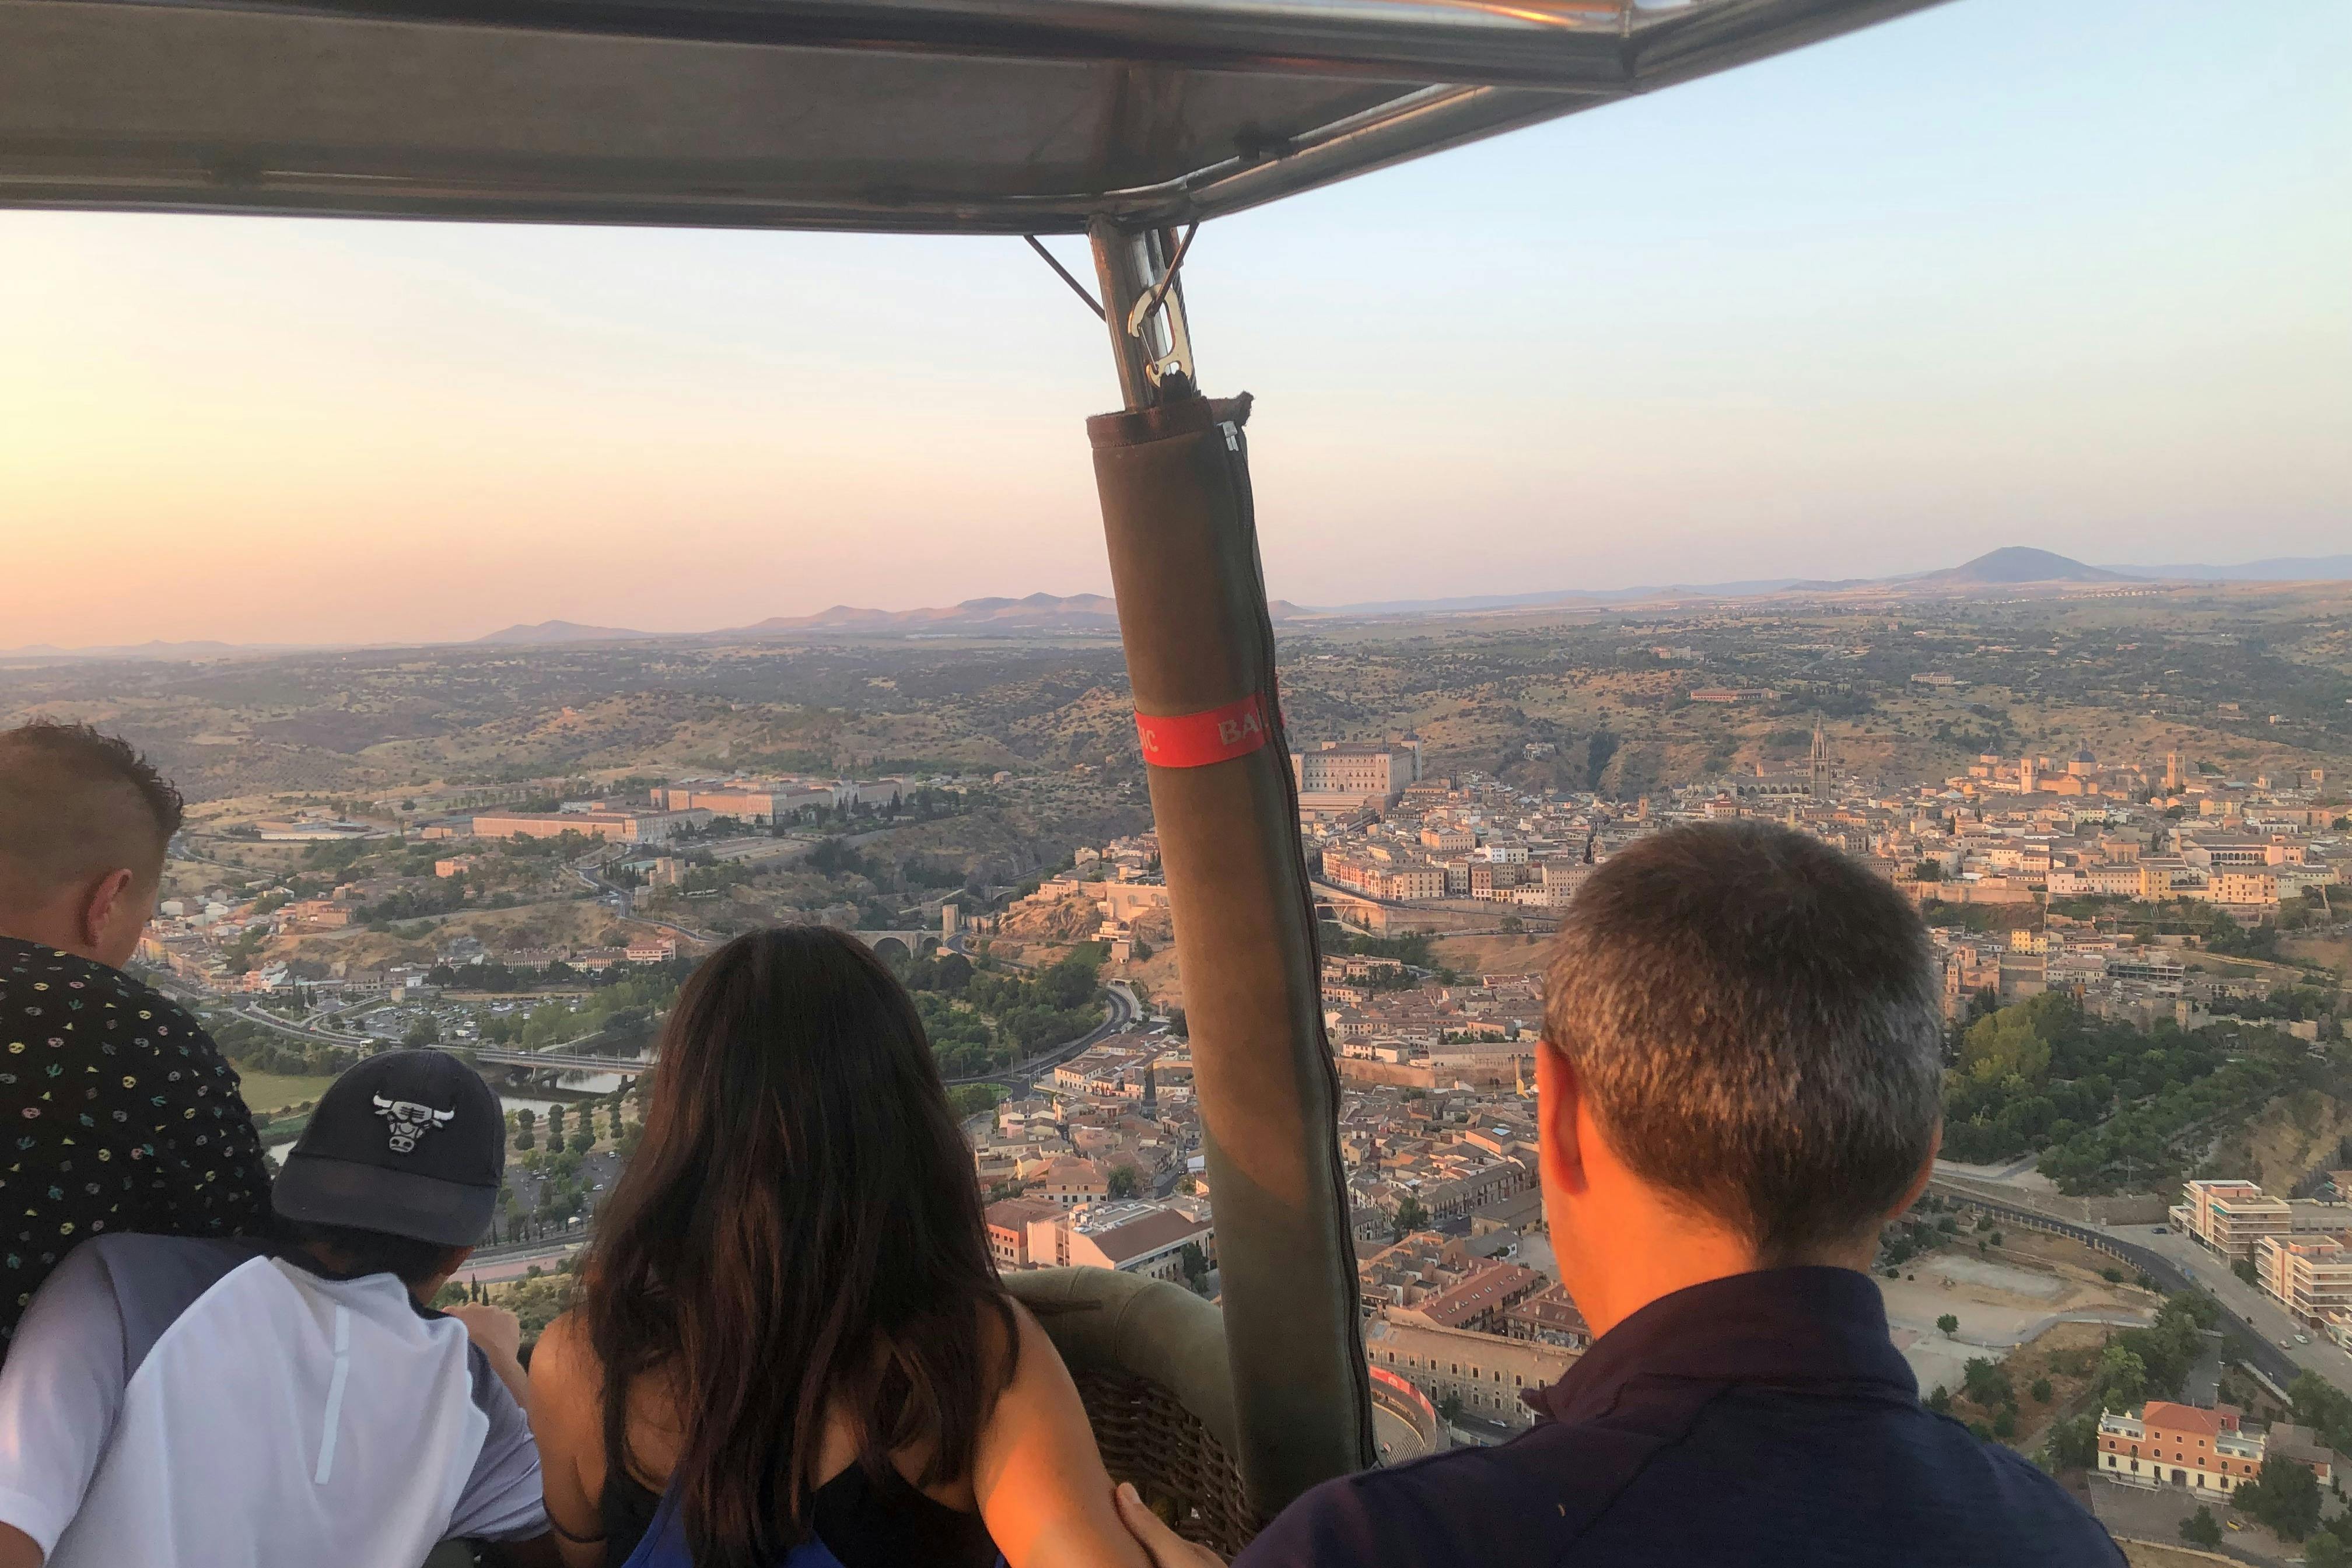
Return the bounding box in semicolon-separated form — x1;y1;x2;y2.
526;1310;600;1427
1238;1424;1616;1568
1973;1438;2125;1556
66;1231;263;1289
13;1235;269;1369
15;947;220;1045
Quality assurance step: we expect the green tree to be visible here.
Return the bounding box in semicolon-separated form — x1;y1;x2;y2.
1937;1314;1960;1339
946;1083;1003;1121
2306;1530;2352;1568
2179;1506;2221;1549
2095;1345;2148;1411
513;1107;536;1152
1178;1242;1209;1293
1924;1386;1953;1415
2030;1377;2053;1405
1962;1357;2013;1408
1961;998;2059;1084
1393;1196;1429;1238
2236;1456;2323;1541
1992;1407;2017;1440
1107;1166;1142;1200
2039;1414;2098;1472
547;1104;566;1146
2288;1372;2352;1455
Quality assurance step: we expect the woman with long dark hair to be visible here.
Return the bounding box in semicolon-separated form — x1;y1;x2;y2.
528;926;1153;1568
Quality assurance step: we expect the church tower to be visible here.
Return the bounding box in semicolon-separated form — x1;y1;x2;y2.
1809;716;1831;800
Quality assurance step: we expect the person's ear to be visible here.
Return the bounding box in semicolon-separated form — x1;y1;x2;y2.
1884;1120;1942;1225
1535;1040;1588;1199
80;869;136;951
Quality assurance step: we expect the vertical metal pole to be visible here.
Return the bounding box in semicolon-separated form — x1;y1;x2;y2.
1084;216;1376;1517
1087;218;1196;412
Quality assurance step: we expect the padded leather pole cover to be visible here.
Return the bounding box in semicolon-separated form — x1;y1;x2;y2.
1087;392;1376;1514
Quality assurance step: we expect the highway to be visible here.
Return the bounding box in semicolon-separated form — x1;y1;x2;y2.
226;1001;370;1048
1927;1181;2325;1396
475;1044;649;1076
2123;1220;2352;1394
944;979;1139;1091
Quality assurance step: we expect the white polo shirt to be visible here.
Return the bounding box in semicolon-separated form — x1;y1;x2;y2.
0;1235;545;1566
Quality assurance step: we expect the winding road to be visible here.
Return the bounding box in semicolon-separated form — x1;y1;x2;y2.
1927;1181;2326;1395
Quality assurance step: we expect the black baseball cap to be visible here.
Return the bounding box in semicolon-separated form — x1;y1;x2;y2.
274;1049;505;1247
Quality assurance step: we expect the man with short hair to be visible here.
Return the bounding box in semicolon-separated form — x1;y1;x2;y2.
0;721;270;1357
1121;822;2121;1565
0;1049;554;1567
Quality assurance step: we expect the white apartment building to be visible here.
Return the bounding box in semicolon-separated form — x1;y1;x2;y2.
2257;1234;2352;1328
2175;1180;2292;1261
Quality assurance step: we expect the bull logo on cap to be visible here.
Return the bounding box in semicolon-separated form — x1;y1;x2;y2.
373;1096;456;1154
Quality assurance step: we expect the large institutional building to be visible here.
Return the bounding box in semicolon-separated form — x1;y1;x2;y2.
468;807;709;844
1363;1315;1576;1433
1292;742;1421;811
2099;1401;2334;1493
656;776;907;823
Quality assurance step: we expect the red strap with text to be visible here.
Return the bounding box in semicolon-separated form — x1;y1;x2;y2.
1135;694;1271;768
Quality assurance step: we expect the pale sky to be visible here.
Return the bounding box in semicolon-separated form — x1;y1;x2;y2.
2;0;2347;648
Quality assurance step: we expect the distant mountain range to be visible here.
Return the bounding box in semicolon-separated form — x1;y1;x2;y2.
473;620;663;646
2108;553;2352;582
1326;546;2336;617
722;593;1129;636
8;550;2348;659
476;592;1312;645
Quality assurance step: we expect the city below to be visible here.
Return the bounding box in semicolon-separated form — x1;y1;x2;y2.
6;554;2348;1554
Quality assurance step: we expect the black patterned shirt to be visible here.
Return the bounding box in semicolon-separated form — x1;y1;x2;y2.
0;938;270;1360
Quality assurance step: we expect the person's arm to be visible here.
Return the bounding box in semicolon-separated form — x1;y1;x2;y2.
970;1302;1156;1568
447;1304;531;1407
0;1247;130;1565
445;1325;559;1565
525;1313;615;1568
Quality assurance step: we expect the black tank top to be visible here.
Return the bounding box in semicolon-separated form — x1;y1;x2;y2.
601;1458;1002;1567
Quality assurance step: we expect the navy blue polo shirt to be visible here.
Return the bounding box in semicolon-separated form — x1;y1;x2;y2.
1240;1267;2123;1567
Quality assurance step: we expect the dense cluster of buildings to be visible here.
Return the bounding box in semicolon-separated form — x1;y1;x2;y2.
970;992;1579;1440
1306;767;1617;915
1324;959;1541;1085
1294;734;2346;1028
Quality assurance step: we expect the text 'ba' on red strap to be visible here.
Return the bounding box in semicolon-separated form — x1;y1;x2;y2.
1135;694;1270;768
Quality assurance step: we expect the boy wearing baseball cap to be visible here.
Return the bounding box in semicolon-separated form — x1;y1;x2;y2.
0;1050;555;1567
